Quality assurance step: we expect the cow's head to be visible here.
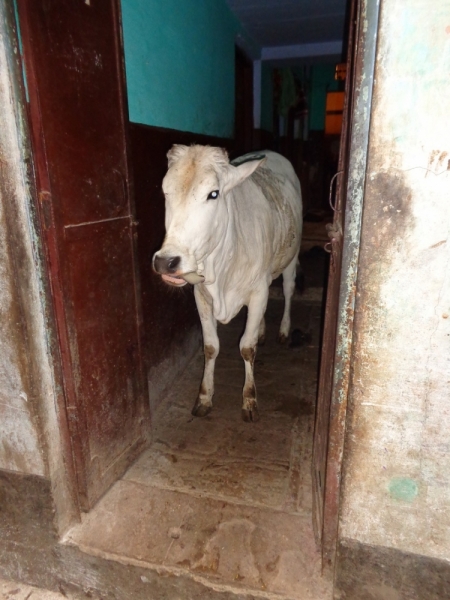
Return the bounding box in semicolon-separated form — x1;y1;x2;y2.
152;144;265;287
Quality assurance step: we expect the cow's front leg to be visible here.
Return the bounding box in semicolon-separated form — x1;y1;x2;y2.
240;288;269;422
192;285;219;417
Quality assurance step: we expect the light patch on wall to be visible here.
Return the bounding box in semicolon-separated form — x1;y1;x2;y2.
388;477;419;502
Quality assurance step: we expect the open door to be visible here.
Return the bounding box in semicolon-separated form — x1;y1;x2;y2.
16;0;149;510
311;0;356;568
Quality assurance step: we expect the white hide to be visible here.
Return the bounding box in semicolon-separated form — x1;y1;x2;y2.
154;145;302;421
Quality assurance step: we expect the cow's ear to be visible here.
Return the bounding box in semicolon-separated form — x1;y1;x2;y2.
223;157;266;194
167;144;189;168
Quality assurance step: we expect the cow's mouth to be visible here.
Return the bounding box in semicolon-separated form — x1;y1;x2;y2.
161;272;205;287
161;273;188;287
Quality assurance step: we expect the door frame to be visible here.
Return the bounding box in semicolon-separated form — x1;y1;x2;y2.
14;0;149;513
0;0;80;529
314;0;381;572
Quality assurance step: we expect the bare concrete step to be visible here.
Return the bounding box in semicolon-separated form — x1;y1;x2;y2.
0;578;66;600
65;480;331;600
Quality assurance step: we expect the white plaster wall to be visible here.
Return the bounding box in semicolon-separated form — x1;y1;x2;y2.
0;195;45;475
340;0;450;561
0;40;45;476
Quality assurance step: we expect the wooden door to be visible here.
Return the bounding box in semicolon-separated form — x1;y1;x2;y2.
17;0;149;510
311;0;358;569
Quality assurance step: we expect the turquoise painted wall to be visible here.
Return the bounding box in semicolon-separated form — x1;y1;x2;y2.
121;0;239;138
261;64;273;133
308;64;340;131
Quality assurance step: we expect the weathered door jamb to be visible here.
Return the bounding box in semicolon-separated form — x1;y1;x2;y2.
322;0;381;573
0;0;80;532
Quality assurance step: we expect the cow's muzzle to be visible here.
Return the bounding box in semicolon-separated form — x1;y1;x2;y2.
152;253;204;286
153;254;181;274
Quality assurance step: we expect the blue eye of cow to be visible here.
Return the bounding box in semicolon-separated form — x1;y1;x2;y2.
207;190;219;200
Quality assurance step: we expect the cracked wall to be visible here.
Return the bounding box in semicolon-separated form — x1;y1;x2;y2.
339;0;450;567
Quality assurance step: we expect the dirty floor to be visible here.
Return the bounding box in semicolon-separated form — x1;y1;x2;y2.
1;221;330;599
0;578;65;600
65;247;332;600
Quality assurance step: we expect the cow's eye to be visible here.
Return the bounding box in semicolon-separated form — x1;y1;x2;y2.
207;190;219;200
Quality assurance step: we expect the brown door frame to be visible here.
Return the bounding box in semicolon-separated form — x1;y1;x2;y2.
312;0;381;572
13;0;82;513
0;0;82;526
311;0;359;559
15;0;149;512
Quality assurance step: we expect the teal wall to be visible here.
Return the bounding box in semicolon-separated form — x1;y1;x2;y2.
261;63;273;132
308;64;340;131
121;0;239;138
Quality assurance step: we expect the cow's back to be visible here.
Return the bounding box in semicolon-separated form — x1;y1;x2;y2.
206;150;302;320
243;150;302;277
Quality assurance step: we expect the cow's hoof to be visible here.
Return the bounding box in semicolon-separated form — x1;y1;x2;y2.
191;400;212;417
277;332;288;345
242;407;260;423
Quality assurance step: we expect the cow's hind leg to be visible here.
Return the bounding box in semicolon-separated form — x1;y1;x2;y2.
278;255;298;344
240;288;269;422
192;286;219;417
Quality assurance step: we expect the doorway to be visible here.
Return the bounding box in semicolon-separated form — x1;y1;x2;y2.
9;0;376;595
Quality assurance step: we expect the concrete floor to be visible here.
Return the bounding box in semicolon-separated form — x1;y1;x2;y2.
0;578;65;599
1;223;331;600
65;244;332;599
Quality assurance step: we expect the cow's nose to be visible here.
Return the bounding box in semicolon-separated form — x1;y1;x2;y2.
153;254;181;274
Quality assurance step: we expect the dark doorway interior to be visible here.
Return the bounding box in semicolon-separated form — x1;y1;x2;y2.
234;45;254;155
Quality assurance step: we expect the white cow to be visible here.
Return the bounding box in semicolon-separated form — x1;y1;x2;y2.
153;145;302;422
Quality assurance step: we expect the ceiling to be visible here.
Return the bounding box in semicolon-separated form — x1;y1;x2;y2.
226;0;349;65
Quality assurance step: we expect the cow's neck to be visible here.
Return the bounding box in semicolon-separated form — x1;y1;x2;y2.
202;193;263;324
